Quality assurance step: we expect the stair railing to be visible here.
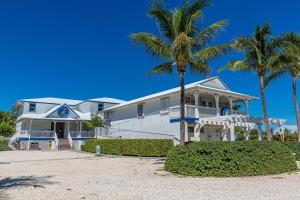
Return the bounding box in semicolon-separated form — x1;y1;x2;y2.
67;131;73;149
54;132;59;150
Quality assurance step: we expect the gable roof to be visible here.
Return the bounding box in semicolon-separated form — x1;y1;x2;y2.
45;104;80;119
88;97;126;104
18;97;83;106
105;77;257;111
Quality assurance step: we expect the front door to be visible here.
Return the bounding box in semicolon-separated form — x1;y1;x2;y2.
55;122;65;138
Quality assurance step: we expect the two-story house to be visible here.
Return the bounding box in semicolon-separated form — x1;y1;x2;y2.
12;97;125;150
104;77;258;143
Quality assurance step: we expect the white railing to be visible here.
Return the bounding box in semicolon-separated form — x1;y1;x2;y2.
69;131;94;138
232;110;247;115
169;105;196;119
95;127;174;140
54;132;59;150
198;106;217;117
19;130;55;138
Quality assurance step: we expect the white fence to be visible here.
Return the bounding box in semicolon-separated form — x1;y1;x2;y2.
95;127;174;140
70;131;94;138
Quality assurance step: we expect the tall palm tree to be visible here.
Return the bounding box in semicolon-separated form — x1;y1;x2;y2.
219;23;281;141
265;33;300;141
130;0;232;145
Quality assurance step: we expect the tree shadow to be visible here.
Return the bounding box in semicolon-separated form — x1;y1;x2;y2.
0;175;58;189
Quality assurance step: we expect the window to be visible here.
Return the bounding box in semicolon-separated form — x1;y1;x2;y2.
29;103;36;112
137;104;144;117
208;101;214;108
201;101;207;107
98;103;104;112
185;95;195;105
160;97;169;112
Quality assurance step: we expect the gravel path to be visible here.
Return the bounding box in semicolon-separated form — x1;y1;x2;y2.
1;151;300;200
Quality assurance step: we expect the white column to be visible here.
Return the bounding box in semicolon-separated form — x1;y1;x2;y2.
244;128;250;141
244;100;249;116
185;121;189;142
257;123;263;141
194;124;202;142
229;96;233;115
67;121;70;136
53;121;56;132
80;121;82;134
193;91;200;118
229;122;235;141
222;127;228;141
28;119;32;150
214;94;220;116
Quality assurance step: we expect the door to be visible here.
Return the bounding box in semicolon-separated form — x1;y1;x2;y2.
55;122;65;138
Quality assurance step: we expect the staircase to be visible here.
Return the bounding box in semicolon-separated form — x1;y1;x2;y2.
58;139;71;150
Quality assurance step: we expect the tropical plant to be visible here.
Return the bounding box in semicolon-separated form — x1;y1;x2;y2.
219;23;284;141
85;113;103;130
265;33;300;141
130;0;232;145
0;111;16;137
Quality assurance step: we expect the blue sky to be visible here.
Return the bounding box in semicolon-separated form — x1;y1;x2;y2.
1;0;300;125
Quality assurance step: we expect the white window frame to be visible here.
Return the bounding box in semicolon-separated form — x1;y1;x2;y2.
137;104;144;117
29;103;36;112
160;97;170;113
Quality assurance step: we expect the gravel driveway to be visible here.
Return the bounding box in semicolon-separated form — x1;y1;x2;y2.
1;151;300;200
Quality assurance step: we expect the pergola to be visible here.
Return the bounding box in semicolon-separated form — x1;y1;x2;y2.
193;115;286;141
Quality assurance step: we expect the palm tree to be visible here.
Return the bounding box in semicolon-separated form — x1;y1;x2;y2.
265;33;300;141
130;0;232;145
219;23;281;141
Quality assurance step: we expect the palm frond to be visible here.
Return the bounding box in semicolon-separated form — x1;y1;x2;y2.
148;62;174;76
189;61;211;75
130;32;171;58
194;19;229;46
264;68;285;87
218;60;250;72
149;0;175;40
193;44;233;62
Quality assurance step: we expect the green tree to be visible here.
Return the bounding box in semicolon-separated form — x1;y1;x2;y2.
85;113;103;130
265;33;300;141
0;111;16;137
220;23;283;141
131;0;232;145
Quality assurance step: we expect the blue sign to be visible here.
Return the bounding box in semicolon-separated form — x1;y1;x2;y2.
57;106;69;118
221;106;231;116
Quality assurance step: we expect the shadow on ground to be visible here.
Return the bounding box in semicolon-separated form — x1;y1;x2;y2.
0;175;58;189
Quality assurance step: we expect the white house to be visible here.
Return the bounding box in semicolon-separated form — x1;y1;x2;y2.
11;97;125;150
103;77;285;143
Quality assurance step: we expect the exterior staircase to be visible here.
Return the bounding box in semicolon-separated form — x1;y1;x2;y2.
58;139;71;150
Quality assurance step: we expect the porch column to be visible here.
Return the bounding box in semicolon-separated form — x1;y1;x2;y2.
28;119;33;150
80;121;82;134
193;90;200;118
229;96;233;115
244;100;249;116
214;94;220;116
257;123;263;141
229;122;235;141
244;128;250;141
67;121;70;136
53;121;56;132
194;123;202;142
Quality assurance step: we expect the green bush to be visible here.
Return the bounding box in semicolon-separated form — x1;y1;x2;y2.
282;141;300;161
165;141;297;177
81;139;174;157
0;136;9;151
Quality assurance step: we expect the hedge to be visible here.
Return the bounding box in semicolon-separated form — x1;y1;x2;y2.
0;136;9;151
282;142;300;161
81;139;174;157
165;141;297;177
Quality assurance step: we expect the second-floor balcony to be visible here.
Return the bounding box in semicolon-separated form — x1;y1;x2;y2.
169;105;248;120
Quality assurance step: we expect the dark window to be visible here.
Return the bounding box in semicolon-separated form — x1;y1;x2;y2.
208;101;213;108
29;103;36;112
200;127;204;133
201;101;207;107
98;103;104;112
137;104;144;117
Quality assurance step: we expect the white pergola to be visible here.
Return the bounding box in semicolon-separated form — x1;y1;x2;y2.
193;115;286;141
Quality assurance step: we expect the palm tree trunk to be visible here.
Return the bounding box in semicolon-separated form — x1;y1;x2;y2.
179;71;186;145
292;76;300;142
259;75;272;141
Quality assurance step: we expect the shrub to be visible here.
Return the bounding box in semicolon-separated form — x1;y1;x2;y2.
81;139;173;157
282;141;300;161
0;136;9;151
165;141;297;177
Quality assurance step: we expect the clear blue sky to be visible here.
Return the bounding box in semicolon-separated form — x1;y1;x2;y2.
1;0;299;125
